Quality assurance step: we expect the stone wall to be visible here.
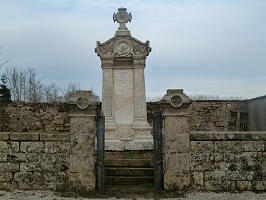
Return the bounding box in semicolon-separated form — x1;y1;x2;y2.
0;91;98;192
0;103;70;132
247;95;266;131
0;100;249;133
188;100;246;131
190;131;266;191
161;89;266;192
0;132;70;191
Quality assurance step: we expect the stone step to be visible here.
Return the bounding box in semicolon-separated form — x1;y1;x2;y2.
105;167;154;176
105;159;153;167
105;176;154;185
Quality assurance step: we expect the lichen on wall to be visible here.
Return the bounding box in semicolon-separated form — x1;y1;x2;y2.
188;100;247;131
3;103;70;132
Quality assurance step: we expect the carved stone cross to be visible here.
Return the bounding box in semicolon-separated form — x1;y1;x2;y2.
113;8;132;30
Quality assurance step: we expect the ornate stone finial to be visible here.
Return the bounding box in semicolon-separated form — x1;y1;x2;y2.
113;8;132;31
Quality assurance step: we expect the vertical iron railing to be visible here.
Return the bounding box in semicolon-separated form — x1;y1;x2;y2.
96;114;105;194
153;111;164;192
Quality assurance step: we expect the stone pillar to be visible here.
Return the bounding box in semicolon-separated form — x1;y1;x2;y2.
68;90;98;192
159;89;192;190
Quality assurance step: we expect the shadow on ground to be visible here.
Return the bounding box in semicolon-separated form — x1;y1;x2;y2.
57;185;184;199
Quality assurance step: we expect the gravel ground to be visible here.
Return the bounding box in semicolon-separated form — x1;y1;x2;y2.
1;190;266;200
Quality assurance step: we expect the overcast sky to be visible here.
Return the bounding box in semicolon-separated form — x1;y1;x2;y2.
1;0;266;100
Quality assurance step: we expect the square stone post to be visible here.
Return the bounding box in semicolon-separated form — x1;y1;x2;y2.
159;89;192;190
68;90;98;192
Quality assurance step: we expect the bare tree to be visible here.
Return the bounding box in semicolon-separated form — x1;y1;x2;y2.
26;68;44;103
189;94;244;100
61;82;81;102
147;95;162;102
4;67;44;102
43;83;61;103
0;47;8;70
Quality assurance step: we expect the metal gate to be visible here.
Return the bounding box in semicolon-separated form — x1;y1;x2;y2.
153;111;164;192
96;114;105;194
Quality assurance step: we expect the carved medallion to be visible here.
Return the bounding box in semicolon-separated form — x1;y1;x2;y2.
77;97;90;109
170;95;183;108
114;40;133;57
117;43;129;56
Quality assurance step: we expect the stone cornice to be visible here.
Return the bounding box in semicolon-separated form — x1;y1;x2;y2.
95;35;151;60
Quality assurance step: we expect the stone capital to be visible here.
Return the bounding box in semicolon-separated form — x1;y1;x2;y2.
68;90;98;112
101;59;113;69
160;89;192;109
133;59;146;68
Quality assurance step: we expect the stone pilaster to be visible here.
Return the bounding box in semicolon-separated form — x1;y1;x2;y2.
101;60;116;139
68;90;98;192
160;89;192;190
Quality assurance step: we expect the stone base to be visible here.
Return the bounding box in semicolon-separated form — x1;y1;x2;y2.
105;139;153;151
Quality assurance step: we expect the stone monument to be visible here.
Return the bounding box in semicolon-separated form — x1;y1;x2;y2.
95;8;153;151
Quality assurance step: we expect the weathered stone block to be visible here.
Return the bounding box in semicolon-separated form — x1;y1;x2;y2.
236;161;261;171
0;172;13;182
14;172;56;190
205;180;236;191
164;171;191;190
214;141;241;153
10;132;39;141
70;118;95;134
191;152;214;163
205;171;225;181
24;153;38;162
40;132;70;141
70;133;95;154
20;162;55;172
190;141;213;152
215;162;238;171
224;152;257;162
0;153;25;162
0;163;19;172
165;133;189;153
191;161;215;171
241;141;264;152
55;171;68;191
68;172;95;192
0;182;16;190
253;181;266;190
192;171;204;189
70;154;95;173
0;132;10;140
44;142;70;153
236;181;252;190
226;171;255;181
38;153;69;163
165;153;190;172
213;153;223;161
190;132;266;141
20;142;45;153
164;116;190;134
257;152;266;162
0;141;19;153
